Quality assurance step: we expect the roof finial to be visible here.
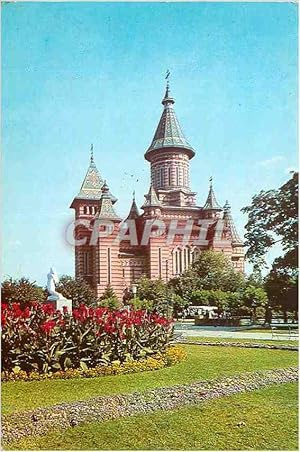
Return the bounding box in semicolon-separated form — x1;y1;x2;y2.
209;176;213;187
133;190;136;201
90;143;94;164
165;69;170;97
224;200;230;209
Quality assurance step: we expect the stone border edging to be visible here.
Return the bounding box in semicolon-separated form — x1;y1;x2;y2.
2;367;298;445
178;340;298;351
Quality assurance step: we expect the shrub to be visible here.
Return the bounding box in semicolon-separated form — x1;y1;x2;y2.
128;297;155;312
55;275;98;307
1;302;173;374
1;277;46;308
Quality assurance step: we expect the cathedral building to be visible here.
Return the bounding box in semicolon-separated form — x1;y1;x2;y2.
70;83;245;299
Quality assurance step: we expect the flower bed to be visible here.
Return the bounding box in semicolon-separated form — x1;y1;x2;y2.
2;302;173;374
1;346;186;382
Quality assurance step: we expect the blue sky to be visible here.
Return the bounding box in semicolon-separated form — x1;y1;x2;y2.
2;2;298;285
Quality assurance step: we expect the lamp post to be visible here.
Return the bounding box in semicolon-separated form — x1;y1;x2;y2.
132;284;137;299
252;301;257;324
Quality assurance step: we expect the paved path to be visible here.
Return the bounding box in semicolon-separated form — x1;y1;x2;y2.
3;367;298;444
174;326;298;341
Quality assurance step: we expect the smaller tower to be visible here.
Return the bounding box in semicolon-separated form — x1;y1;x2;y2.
92;181;123;298
202;177;223;219
126;191;140;220
222;200;245;271
141;185;162;217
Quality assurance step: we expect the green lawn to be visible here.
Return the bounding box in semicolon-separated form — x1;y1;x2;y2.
2;344;298;415
6;383;298;450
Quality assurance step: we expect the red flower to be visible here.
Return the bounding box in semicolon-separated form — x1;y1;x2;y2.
41;320;56;334
21;307;31;319
12;303;22;318
42;303;55;315
1;312;7;327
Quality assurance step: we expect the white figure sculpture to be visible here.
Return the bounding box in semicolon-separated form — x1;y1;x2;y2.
47;267;63;300
46;267;72;313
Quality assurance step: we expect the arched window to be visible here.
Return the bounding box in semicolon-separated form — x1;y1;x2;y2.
160;167;164;187
193;248;200;262
168;167;171;185
172;246;194;275
83;251;90;275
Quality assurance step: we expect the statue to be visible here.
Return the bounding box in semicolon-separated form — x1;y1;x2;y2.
47;267;64;301
46;267;72;313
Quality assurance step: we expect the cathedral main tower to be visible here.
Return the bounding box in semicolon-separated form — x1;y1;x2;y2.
144;82;196;207
70;81;245;299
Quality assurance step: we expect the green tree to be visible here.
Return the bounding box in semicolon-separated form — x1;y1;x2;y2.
55;275;97;308
169;251;245;298
1;277;46;308
98;285;119;309
129;297;154;312
265;258;298;322
170;293;188;319
242;172;298;270
136;276;167;304
188;289;211;306
242;172;298;320
241;285;268;322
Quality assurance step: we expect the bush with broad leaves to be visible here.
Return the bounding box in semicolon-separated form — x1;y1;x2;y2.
1;302;173;374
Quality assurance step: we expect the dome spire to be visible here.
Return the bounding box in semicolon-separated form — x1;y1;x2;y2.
145;75;195;160
162;69;174;107
126;191;140;220
223;200;243;245
203;177;222;210
90;143;94;164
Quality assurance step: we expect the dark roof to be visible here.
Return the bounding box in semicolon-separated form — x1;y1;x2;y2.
145;85;195;161
126;198;140;220
223;200;243;245
203;180;222;210
141;185;162;209
95;182;121;221
73;154;116;202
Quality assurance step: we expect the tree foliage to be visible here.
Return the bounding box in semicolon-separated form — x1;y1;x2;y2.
242;172;298;269
169;250;245;298
241;285;268;309
187;289;248;316
136;277;167;304
1;277;46;308
265;257;298;318
55;275;97;308
98;285;120;309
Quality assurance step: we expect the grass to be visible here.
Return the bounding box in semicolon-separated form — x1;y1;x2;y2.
2;344;298;415
6;382;298;450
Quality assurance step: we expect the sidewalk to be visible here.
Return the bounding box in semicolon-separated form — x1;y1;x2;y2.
174;325;298;341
